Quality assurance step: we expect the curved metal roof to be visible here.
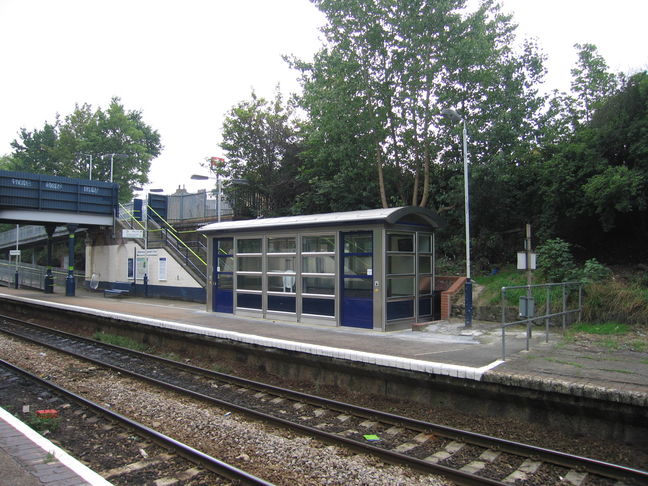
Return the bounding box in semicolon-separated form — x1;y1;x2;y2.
198;206;444;234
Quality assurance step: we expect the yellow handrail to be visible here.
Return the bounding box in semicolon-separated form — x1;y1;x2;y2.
146;205;206;266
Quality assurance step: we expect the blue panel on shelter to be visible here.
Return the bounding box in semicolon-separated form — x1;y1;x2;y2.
237;293;262;310
214;289;233;313
387;300;414;320
268;295;296;313
342;298;373;328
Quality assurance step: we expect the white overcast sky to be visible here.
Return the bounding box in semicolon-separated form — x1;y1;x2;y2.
1;0;647;195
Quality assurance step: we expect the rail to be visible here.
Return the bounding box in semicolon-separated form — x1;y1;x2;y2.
0;260;86;291
500;281;583;360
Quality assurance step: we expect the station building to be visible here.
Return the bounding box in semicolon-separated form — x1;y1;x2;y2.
199;206;444;331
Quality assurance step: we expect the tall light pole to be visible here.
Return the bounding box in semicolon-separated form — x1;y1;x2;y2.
192;156;225;222
104;153;129;182
442;107;472;328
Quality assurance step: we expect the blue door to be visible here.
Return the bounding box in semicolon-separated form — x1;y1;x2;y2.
341;232;373;328
213;238;233;313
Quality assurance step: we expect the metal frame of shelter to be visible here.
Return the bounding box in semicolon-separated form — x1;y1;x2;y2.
199;206;445;331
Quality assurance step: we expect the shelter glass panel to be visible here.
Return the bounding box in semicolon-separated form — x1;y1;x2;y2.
303;276;334;295
387;276;414;298
343;277;372;298
237;275;262;291
237;238;262;253
267;256;296;273
302;255;335;274
344;234;372;253
388;255;414;274
302;235;335;253
238;256;261;272
237;293;262;309
268;237;296;253
344;256;372;276
268;275;296;293
388;233;414;252
418;234;432;253
419;255;432;274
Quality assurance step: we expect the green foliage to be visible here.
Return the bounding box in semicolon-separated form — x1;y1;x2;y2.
579;258;612;283
219;89;305;217
581;280;648;325
570;322;629;335
92;331;149;352
536;238;575;283
9;98;162;202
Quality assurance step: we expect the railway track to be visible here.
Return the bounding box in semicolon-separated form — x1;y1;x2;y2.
1;314;646;486
0;358;273;486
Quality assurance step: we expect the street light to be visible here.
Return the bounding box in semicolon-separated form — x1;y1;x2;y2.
191;170;223;222
103;153;129;182
442;107;473;328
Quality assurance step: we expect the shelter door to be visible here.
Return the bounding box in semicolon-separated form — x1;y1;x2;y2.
341;232;373;328
213;238;233;313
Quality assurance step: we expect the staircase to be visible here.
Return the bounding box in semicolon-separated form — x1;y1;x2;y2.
117;207;208;287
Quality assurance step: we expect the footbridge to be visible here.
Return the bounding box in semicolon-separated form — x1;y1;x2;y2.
0;170;118;295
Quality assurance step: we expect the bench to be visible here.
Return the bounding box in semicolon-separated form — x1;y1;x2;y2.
103;289;130;298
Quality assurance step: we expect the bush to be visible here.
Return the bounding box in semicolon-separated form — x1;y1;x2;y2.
579;258;612;283
536;238;575;282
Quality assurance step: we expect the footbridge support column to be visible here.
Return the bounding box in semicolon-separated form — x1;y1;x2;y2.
44;225;56;294
65;224;78;296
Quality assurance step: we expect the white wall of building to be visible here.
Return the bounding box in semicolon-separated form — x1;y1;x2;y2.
85;241;201;288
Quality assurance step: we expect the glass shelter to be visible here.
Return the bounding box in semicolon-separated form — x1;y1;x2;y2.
199;206;444;331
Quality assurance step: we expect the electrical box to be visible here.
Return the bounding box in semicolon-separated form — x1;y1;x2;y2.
519;296;534;318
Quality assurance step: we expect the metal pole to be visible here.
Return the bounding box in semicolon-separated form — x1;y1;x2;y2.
462;119;472;328
89;154;93;180
14;225;19;289
217;172;221;223
501;287;506;360
110;154;114;182
144;203;149;297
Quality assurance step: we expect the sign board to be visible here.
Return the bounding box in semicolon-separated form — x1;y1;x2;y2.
137;249;158;257
517;252;537;270
123;229;144;238
9;249;21;256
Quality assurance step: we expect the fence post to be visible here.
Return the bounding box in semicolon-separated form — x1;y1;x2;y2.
545;286;550;343
578;283;583;322
501;287;506;360
562;284;567;333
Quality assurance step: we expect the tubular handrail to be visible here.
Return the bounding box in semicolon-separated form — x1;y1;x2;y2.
146;205;206;266
499;281;583;360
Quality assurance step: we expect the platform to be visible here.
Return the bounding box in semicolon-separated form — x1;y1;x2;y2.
0;406;110;486
0;286;647;408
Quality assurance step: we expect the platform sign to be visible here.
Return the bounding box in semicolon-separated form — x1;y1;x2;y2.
9;249;21;256
123;229;144;239
137;249;158;257
517;252;536;270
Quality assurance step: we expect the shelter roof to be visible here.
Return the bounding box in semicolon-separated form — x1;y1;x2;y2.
198;206;444;234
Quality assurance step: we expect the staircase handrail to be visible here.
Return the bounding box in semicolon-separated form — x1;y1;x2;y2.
146;205;206;266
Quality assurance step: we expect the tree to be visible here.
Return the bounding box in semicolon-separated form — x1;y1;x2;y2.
293;0;546;212
569;43;619;124
9;98;162;201
219;89;305;217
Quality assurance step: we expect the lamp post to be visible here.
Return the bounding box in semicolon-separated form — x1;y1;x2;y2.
103;153;129;182
442;107;472;328
191;172;221;222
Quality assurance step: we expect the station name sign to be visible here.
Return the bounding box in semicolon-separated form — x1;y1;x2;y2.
123;229;144;238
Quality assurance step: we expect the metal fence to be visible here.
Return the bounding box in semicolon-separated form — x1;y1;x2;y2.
0;260;86;291
500;281;583;360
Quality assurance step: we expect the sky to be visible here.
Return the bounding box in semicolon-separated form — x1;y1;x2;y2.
1;0;647;195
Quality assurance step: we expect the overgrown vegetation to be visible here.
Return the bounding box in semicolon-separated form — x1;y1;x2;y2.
92;331;150;352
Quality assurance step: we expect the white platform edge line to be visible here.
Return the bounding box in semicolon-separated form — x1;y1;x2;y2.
1;293;500;381
0;406;112;486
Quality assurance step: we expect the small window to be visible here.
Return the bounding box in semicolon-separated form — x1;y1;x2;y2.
238;256;261;272
388;233;414;252
237;238;261;253
302;255;335;274
303;276;334;295
303;235;335;253
268;237;296;253
237;275;262;291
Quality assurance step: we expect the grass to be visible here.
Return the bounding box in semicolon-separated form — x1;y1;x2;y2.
569;322;630;335
92;331;150;352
